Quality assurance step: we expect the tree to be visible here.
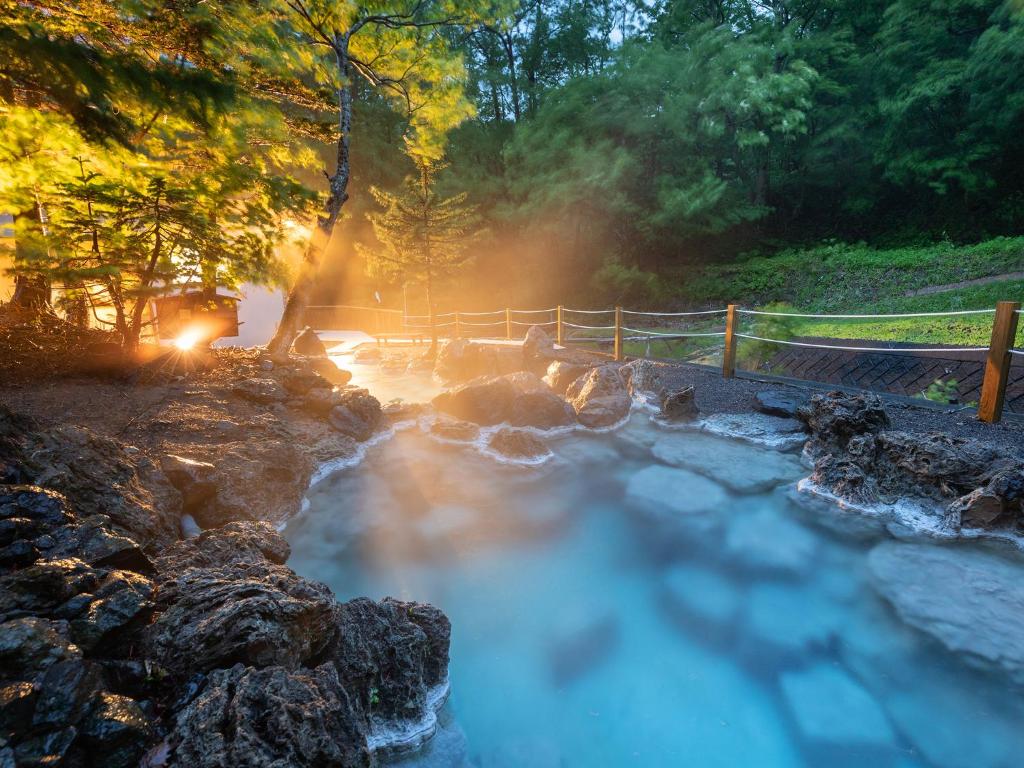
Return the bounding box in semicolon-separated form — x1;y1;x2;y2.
265;0;508;355
361;153;480;352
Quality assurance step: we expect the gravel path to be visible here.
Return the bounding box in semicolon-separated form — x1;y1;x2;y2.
650;362;1024;457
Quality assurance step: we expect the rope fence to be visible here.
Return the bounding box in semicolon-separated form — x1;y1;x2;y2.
311;298;1021;423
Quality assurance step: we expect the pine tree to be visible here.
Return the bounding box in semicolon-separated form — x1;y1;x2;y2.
361;154;480;353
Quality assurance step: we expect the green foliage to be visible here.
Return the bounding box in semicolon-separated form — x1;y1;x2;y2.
735;302;798;371
918;378;961;405
360;153;481;322
591;260;668;307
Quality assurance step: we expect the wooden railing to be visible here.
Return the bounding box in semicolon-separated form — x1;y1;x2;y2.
307;300;1022;423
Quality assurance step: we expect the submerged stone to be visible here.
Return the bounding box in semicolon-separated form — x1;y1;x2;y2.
745;582;843;656
868;541;1024;682
625;465;728;536
724;506;818;576
661;563;741;629
780;664;894;747
652;434;803;494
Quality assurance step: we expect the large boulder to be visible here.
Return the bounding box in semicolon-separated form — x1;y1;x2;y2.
0;408;179;549
564;366;631;428
160;455;217;513
144;561;338;674
156;521;289;572
542;360;591;395
329;389;383;441
433;339;521;383
79;692;151;768
292;327;328;358
166;663;369;768
432;373;574;429
308;357;352;387
798;391;889;455
487;429;551;462
330;597;450;721
206;440;311;528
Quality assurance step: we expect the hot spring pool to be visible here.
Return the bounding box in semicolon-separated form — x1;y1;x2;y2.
284;360;1024;768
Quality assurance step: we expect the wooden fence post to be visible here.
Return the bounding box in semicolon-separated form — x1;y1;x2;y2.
454;312;461;339
614;306;623;361
978;300;1021;424
556;305;564;346
722;304;738;378
505;308;512;340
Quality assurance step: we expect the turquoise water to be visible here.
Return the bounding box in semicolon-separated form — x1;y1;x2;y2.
285;363;1024;768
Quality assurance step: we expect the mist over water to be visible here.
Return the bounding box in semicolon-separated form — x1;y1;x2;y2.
285;362;1024;768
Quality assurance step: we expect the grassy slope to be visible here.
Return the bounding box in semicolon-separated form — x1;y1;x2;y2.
679;238;1024;347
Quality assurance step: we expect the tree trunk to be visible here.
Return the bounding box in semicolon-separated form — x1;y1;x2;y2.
268;35;355;356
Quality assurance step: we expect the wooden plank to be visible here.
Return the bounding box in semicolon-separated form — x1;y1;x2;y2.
978;301;1021;423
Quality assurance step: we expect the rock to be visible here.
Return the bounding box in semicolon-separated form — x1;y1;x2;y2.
166;663;369;768
0;617;80;676
160;455;217;513
1;415;179;549
652;434;802;494
522;325;555;363
80;693;151;768
156;521;289;572
625;465;728;534
144;561;339;675
0;682;37;735
0;487;74;534
231;377;287;405
329;389;384;441
292;327;327;357
68;570;154;652
754;390;806;419
0;558;101;621
434;339;521;383
618;359;681;398
382;401;428;424
699;412;807;451
564;366;631;428
486;429;551;462
660;386;698;421
798;391;889;454
31;658;103;730
44;515;152;572
542;360;591;395
779;665;894;747
432;376;517;426
302;386;343;416
282;368;331;396
208;440;310;528
508;389;577;429
724;507;818;576
946;468;1024;530
429;418;480;442
432;373;572;429
330;597;450;720
868;541;1024;682
744;583;842;656
308;357;352;386
661;564;741;629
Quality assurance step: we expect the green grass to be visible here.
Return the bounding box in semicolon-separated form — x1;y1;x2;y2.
683;237;1024;312
767;280;1024;346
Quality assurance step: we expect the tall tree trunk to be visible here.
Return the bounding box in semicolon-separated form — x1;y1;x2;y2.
268;35;354;356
